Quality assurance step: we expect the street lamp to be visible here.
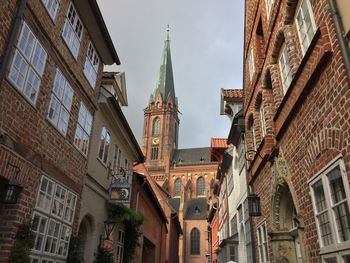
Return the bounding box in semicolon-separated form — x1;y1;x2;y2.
247;193;261;216
1;179;23;204
104;219;117;240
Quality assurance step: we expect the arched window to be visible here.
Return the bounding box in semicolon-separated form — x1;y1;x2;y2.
196;177;205;196
152;118;160;136
174;178;181;197
190;228;200;255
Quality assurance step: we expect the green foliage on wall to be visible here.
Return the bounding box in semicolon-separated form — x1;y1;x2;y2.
107;203;144;263
94;244;114;263
67;236;84;263
9;223;35;263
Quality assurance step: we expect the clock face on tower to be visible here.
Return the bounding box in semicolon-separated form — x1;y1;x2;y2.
152;137;160;145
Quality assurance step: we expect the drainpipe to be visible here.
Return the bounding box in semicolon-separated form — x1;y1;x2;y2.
329;0;350;85
0;0;26;85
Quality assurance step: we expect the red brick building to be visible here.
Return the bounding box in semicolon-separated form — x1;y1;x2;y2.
243;0;350;262
140;31;220;263
0;1;119;262
130;173;168;263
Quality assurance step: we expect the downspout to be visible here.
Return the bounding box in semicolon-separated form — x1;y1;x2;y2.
329;0;350;85
0;0;26;85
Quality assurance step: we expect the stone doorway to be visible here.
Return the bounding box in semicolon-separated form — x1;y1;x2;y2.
142;237;156;263
78;215;94;262
270;183;304;263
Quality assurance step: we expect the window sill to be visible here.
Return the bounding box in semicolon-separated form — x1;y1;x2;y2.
97;157;108;169
319;241;350;255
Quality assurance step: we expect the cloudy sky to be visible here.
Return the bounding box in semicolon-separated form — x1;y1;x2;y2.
98;0;244;149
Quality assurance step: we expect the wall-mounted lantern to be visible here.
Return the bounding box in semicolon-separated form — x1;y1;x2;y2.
104;219;117;241
2;179;23;204
247;193;261;216
1;163;23;204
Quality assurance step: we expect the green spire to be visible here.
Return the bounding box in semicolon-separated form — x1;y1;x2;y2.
150;25;177;105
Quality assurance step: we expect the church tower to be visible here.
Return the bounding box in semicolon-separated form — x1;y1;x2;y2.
141;26;179;184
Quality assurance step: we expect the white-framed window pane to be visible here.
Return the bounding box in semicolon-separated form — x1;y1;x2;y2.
83;42;99;88
47;69;73;135
36;177;54;212
9;51;28;90
98;127;110;164
31;42;47;75
62;3;83;59
57;225;71;256
52;185;66;219
44;219;61;254
32;213;48;252
279;44;293;93
74;102;92;155
8;22;47;104
312;179;334;246
64;192;76;223
42;0;60;20
23;69;40;102
32;176;76;259
327;167;350;242
295;0;316;55
18;23;35;60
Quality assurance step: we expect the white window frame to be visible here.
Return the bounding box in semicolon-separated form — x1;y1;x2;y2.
265;0;274;19
47;69;74;135
8;21;47;105
62;3;83;59
74;102;93;156
247;48;255;82
83;42;100;88
257;221;269;263
309;158;350;259
115;229;125;263
31;176;77;260
42;0;60;21
97;127;111;165
295;0;317;55
278;43;293;94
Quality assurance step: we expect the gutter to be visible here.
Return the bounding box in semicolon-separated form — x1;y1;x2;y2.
329;0;350;85
0;0;26;85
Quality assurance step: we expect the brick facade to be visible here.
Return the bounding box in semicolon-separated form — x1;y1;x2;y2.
0;1;118;261
243;0;350;262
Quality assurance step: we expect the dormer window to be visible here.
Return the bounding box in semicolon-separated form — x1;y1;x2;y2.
84;42;100;88
62;3;83;59
194;206;201;214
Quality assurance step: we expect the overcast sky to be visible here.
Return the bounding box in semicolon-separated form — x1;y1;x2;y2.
98;0;244;149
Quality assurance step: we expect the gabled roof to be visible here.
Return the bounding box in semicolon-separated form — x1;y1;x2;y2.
150;31;177;105
172;147;214;166
184;198;208;220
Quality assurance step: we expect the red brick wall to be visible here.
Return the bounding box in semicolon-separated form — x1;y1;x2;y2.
243;0;350;262
0;1;104;260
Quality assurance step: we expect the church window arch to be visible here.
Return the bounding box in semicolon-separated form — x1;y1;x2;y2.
196;177;205;196
190;228;200;255
152;118;160;136
174;178;181;197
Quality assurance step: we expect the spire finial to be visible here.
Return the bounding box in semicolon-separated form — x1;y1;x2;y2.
166;24;170;40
